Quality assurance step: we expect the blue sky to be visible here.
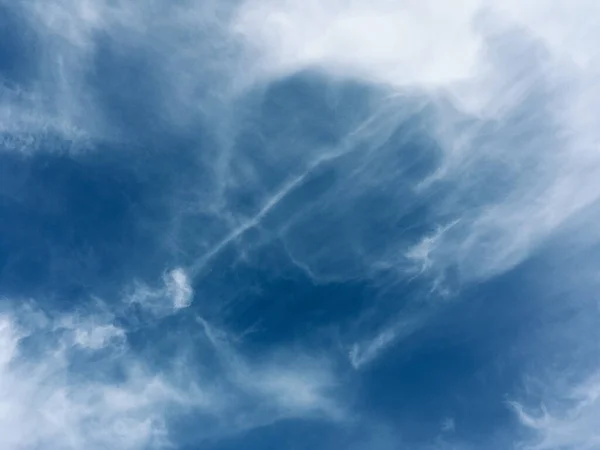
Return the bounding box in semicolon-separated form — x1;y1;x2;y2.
1;1;600;449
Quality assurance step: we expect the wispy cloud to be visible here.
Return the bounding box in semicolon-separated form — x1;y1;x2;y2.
2;1;600;448
127;267;194;315
508;277;600;450
0;308;178;449
512;375;600;449
348;310;430;369
0;297;343;449
227;0;600;371
230;0;600;283
6;0;600;287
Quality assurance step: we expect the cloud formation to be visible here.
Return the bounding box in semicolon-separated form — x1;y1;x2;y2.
0;299;342;449
2;0;600;449
512;375;600;450
4;0;599;288
0;307;176;449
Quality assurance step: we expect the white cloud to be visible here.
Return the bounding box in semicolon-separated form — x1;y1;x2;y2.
349;312;428;369
197;318;343;423
127;267;194;315
0;299;344;449
3;5;600;444
0;311;177;450
5;0;599;288
165;268;193;310
506;276;600;450
0;82;91;154
72;322;126;350
512;375;600;449
231;0;600;90
225;0;600;377
229;0;600;284
232;0;483;88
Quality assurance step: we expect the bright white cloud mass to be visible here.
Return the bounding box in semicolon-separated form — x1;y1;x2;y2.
1;0;600;449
